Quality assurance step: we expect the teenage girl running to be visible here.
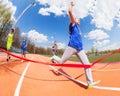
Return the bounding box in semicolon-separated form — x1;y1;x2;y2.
6;28;14;62
51;2;100;88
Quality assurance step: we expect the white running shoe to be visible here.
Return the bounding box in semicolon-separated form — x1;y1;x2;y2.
21;60;24;62
88;80;101;88
50;56;56;63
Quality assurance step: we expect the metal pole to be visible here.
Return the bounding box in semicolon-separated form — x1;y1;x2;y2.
13;2;35;28
95;40;98;56
34;38;37;54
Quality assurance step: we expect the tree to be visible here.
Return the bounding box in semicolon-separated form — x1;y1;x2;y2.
0;2;13;48
12;27;21;48
91;47;95;54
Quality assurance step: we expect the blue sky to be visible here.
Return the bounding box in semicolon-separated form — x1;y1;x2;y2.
2;0;120;52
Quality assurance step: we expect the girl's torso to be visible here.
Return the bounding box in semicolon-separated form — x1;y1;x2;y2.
68;23;83;51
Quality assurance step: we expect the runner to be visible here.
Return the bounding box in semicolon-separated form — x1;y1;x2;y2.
20;36;27;62
6;28;14;62
51;2;100;88
52;40;58;56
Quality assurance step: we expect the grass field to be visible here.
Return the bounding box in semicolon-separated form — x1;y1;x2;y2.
69;52;120;63
46;52;120;63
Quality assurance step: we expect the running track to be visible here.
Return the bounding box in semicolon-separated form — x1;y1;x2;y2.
0;53;120;96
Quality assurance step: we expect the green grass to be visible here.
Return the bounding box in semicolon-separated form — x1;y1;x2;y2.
44;52;120;63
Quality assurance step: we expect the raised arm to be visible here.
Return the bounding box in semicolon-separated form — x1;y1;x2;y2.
68;2;76;25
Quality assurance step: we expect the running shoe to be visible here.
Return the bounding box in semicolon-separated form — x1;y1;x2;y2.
88;80;101;88
6;58;9;62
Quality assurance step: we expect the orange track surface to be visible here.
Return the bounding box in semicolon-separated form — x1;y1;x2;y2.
0;53;120;96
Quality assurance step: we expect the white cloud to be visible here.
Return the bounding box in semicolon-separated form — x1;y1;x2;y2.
93;39;110;48
57;42;66;49
116;10;120;28
28;30;48;43
87;29;110;49
36;0;94;17
50;36;54;39
99;42;120;51
38;8;50;16
47;41;66;49
87;29;109;40
37;0;67;16
36;0;120;30
90;0;120;30
1;0;17;21
21;32;27;37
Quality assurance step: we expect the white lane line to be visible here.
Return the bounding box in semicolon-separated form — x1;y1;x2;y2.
37;56;120;91
93;86;120;91
49;65;120;91
37;58;87;86
14;58;32;96
49;65;87;85
0;59;20;65
93;68;120;72
0;62;7;65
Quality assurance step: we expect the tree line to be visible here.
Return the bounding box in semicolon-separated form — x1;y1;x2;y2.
87;47;119;56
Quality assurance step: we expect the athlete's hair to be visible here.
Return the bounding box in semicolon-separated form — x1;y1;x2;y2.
68;23;72;34
11;28;14;33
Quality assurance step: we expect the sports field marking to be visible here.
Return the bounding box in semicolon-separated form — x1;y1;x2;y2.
50;65;120;91
0;52;20;57
93;68;120;72
0;53;6;57
93;86;120;91
14;57;33;96
48;62;120;92
49;65;87;85
0;62;7;65
0;54;115;93
0;58;19;65
37;56;120;91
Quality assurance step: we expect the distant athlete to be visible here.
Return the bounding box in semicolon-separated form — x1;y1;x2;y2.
52;41;58;55
6;28;14;62
20;36;27;62
51;2;100;88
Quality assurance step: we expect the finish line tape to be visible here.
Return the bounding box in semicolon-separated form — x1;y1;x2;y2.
0;48;120;68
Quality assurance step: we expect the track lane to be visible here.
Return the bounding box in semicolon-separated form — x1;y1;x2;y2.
0;54;31;96
0;54;120;96
19;54;120;96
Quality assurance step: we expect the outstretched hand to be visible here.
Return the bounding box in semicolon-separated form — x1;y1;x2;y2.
68;1;75;24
